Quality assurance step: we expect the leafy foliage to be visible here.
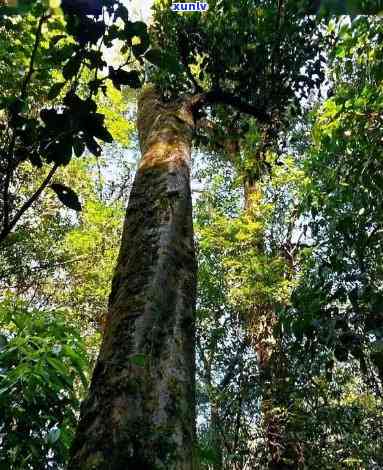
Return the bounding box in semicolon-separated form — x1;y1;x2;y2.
194;146;383;468
285;16;383;392
150;0;325;156
0;153;130;332
0;300;90;469
0;0;147;243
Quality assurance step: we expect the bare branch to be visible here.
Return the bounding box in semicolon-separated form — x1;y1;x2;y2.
2;14;49;235
0;163;59;244
188;90;271;124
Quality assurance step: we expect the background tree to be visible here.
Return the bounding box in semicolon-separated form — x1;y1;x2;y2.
193;118;383;468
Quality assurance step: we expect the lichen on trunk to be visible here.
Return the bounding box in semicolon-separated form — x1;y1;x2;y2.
68;87;197;470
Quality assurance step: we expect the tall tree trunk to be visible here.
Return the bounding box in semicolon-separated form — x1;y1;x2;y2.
243;179;296;469
69;87;197;470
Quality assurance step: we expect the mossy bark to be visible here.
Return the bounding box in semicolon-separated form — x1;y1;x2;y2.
68;87;197;470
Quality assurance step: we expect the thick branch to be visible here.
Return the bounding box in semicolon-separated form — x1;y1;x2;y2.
188;90;271;124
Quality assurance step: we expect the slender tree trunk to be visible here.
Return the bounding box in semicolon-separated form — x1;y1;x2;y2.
69;87;197;470
205;360;223;470
243;179;297;469
210;402;223;470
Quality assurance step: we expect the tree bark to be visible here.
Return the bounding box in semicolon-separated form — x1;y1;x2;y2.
210;402;223;470
69;87;197;470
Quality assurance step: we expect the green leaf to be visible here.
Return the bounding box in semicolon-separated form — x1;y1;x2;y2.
126;21;147;39
0;386;10;396
46;356;73;387
73;137;85;158
114;3;129;22
47;82;65;100
84;114;114;143
50;183;82;212
159;52;181;74
93;126;113;143
63;345;88;388
63;56;81;80
132;32;150;57
144;48;163;67
85;136;101;156
44;138;73;166
0;334;8;351
50;34;66;46
110;69;141;89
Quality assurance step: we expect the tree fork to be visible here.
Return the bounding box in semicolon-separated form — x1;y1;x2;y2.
69;87;197;470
